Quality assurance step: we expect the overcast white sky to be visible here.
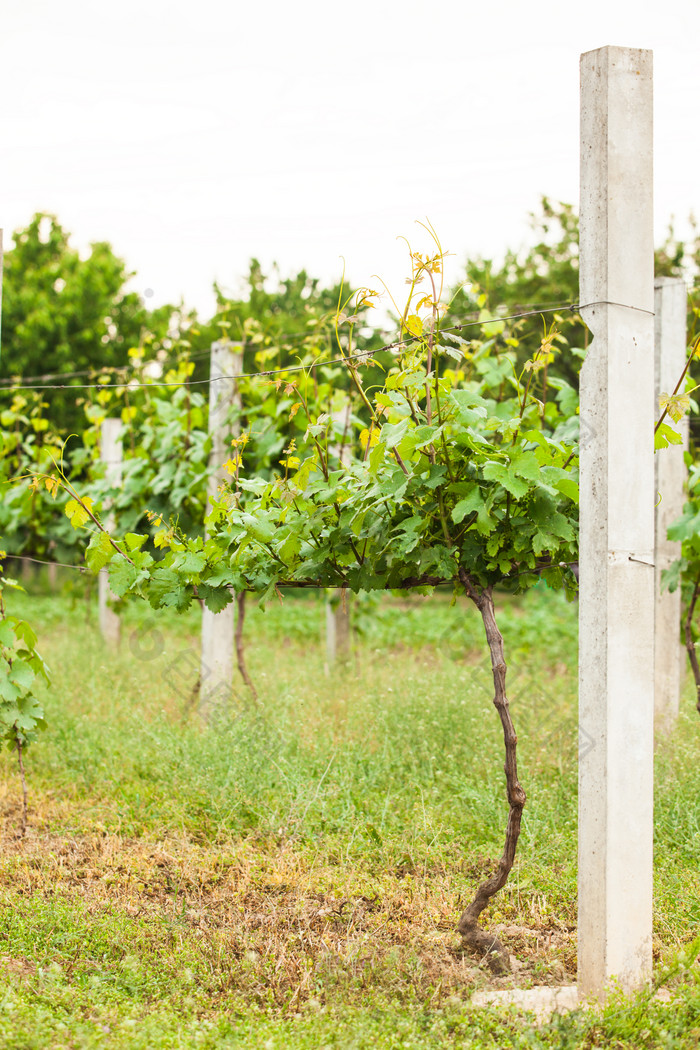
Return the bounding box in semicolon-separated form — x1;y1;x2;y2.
1;0;698;320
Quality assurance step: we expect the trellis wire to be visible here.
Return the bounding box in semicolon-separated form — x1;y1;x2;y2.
0;300;650;394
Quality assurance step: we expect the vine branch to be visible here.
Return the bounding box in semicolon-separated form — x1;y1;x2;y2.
684;570;700;715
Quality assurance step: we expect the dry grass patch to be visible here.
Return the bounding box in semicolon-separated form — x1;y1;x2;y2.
0;788;578;1015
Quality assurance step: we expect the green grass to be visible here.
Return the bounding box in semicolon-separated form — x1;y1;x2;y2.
0;576;699;1047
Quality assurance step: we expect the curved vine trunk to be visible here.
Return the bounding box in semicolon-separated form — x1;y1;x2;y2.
235;593;258;701
16;739;28;838
684;573;700;715
458;570;526;974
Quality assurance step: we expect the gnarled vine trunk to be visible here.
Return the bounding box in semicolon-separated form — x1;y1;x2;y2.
458;570;526;974
235;593;258;701
684;573;700;715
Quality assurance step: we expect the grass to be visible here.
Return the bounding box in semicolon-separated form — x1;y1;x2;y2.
0;573;699;1047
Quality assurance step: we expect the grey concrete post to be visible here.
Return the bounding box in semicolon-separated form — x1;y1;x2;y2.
654;278;687;733
200;341;242;711
325;589;351;667
98;418;123;645
325;403;352;668
20;558;34;584
578;47;655;997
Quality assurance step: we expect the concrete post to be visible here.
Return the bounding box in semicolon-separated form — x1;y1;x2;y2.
200;341;242;711
98;418;123;645
325;589;351;666
578;46;655;997
326;404;352;667
654;277;687;733
20;558;34;585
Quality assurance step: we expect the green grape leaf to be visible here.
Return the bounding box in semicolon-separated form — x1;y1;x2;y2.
109;559;144;597
0;677;20;703
65;496;94;529
0;621;15;648
198;583;234;613
86;530;116;574
7;658;34;695
482;461;530;498
655;422;683;450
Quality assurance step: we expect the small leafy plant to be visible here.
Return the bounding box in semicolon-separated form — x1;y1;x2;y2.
0;558;49;833
657;333;700;713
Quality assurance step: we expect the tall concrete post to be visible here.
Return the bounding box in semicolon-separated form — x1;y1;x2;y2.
654;277;687;733
578;46;655;997
200;341;242;710
98;418;123;645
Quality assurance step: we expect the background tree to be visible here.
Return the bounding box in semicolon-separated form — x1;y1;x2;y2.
445;197;700;387
184;259;383;384
0;213;168;431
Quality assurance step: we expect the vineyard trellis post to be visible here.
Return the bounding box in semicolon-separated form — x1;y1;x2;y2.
654;277;687;733
47;556;58;591
325;402;352;668
98;417;123;645
200;340;242;712
578;46;655;997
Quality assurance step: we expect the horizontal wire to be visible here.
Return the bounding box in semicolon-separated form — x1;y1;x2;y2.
0;299;658;396
579;299;656;316
0;296;650;580
0;297;582;390
0;304;585;394
0;299;580;391
0;296;654;582
0;290;681;393
0;324;342;388
1;552;575;586
2;553;87;573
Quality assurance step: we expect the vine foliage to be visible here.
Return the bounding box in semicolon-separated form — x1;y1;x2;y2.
0;562;49;833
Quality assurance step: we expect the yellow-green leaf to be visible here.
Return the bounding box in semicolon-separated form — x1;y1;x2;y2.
64;496;93;529
658;391;690;424
404;315;423;338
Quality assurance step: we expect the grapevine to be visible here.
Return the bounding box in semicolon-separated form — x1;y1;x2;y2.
55;229;582;970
